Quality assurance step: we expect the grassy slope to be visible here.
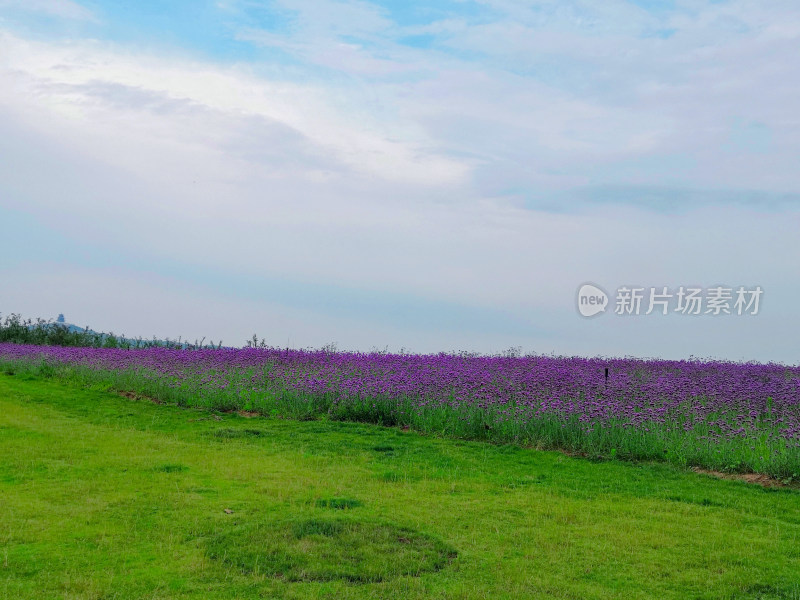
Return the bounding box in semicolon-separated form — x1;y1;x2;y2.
2;374;800;600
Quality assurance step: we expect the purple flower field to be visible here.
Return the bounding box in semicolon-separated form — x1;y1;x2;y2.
2;342;800;478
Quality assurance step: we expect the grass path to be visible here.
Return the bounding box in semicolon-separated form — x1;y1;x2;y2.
2;373;800;599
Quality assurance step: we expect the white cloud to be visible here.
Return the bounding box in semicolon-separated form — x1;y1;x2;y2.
1;3;800;359
227;0;800;196
0;33;467;187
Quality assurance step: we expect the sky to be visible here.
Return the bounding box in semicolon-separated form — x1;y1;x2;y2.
1;0;798;361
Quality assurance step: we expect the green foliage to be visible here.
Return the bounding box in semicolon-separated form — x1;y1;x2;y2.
206;518;454;582
5;355;800;480
2;374;800;599
0;313;221;349
315;497;364;510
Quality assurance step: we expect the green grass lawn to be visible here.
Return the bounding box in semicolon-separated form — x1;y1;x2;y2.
2;374;800;599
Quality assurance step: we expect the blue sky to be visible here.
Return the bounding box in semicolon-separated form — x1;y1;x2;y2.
1;0;799;360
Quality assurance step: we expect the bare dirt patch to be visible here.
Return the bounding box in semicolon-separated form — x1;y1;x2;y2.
691;467;796;489
118;390;163;405
236;410;261;418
